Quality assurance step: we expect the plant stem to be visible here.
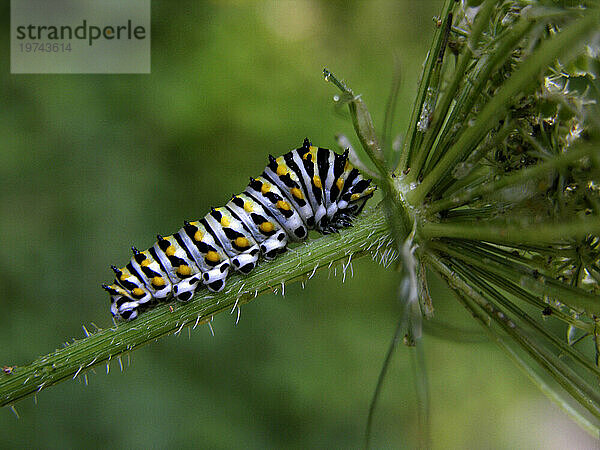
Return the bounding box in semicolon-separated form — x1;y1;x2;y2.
324;69;413;246
420;216;600;245
0;207;392;407
427;142;597;214
429;239;600;317
463;262;600;377
429;255;600;423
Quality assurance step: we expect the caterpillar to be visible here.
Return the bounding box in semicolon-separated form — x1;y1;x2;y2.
103;138;376;321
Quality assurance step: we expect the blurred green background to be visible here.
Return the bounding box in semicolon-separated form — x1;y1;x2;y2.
0;1;595;448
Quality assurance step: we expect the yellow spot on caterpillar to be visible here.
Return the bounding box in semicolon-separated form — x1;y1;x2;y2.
276;200;291;211
243;201;253;212
152;276;165;287
261;183;271;194
234;237;249;248
165;245;176;256
276;165;288;176
140;259;150;267
194;230;203;241
303;148;317;162
177;265;192;276
291;187;303;199
313;175;322;189
351;193;360;201
336;178;344;191
344;160;351;171
132;287;145;297
205;251;220;262
220;216;230;227
260;221;274;233
120;272;129;281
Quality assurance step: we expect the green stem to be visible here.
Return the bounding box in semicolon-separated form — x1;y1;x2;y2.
407;12;452;176
324;69;412;246
428;239;588;331
417;19;535;184
495;337;600;439
0;208;392;407
432;120;515;197
429;239;600;317
451;259;600;418
420;216;600;245
323;69;387;177
427;143;598;214
462;262;600;377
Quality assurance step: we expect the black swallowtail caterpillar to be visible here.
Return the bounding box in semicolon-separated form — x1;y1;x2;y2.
103;138;376;321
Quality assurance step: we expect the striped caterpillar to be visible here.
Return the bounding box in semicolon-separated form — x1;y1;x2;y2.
103;138;375;321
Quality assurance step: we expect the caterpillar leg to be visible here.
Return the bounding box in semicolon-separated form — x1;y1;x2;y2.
202;261;230;292
172;275;202;302
118;307;139;321
230;247;260;274
259;231;288;260
119;307;138;320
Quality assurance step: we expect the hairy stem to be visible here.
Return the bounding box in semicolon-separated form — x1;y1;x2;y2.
0;207;392;407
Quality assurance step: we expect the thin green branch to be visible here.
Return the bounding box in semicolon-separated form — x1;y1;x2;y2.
323;69;387;177
0;208;392;407
365;314;404;450
423;14;544;185
428;239;600;317
324;69;412;248
407;10;453;177
420;216;600;246
439;119;515;190
450;258;600;419
427;142;597;214
449;241;592;331
411;341;431;450
408;1;499;180
462;261;600;378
